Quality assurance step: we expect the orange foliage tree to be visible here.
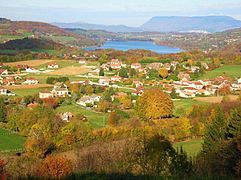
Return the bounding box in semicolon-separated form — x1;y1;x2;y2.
159;68;169;79
37;155;73;179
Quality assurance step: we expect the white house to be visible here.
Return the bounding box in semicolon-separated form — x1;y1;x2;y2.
59;112;74;122
25;67;40;73
79;60;86;64
111;76;122;82
0;86;7;95
48;63;59;69
23;78;39;85
39;91;54;99
131;63;142;70
110;59;122;69
51;82;69;97
77;94;101;107
99;77;110;86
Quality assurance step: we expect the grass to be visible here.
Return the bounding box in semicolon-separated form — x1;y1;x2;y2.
56;104;108;129
173;99;209;116
200;65;241;79
0;128;26;153
49;36;76;43
173;139;203;157
12;87;51;97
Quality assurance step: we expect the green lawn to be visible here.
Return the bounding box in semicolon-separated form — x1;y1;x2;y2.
173;139;203;157
12;88;51;97
173;99;209;116
56;104;108;129
200;65;241;79
0;128;26;153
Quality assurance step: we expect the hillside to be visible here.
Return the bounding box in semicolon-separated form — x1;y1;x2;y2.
0;18;96;47
52;22;142;33
141;16;241;32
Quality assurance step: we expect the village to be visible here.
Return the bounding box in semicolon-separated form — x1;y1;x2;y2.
0;57;241;121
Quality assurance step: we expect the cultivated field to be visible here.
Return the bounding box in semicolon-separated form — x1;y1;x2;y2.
46;66;91;75
200;65;241;79
194;95;239;103
4;84;53;90
0;128;26;153
3;59;55;67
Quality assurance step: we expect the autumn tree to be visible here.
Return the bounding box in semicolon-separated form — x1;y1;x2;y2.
159;68;168;79
218;85;231;96
37;155;73;178
119;95;132;109
108;112;120;126
136;88;173;121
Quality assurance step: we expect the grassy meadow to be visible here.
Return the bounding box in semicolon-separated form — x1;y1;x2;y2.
0;128;26;153
200;65;241;79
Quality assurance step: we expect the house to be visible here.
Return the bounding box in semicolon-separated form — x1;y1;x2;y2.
99;77;110;86
111;76;122;82
23;77;39;85
59;112;74;122
101;63;110;71
110;59;122;69
25;67;40;73
27;102;39;109
146;63;163;70
178;72;191;81
0;69;8;76
51;82;69;97
0;63;3;68
79;60;86;64
39;90;54;99
0;86;7;95
202;62;209;70
2;77;15;86
190;66;200;73
131;63;142;70
164;63;171;71
133;80;143;88
77;95;101;107
47;63;59;69
132;86;144;96
189;81;204;89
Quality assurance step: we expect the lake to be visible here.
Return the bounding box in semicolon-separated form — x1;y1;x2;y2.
86;40;182;54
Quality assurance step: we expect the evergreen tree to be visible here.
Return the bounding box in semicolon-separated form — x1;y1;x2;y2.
226;106;241;139
119;67;128;78
203;106;226;153
99;68;104;76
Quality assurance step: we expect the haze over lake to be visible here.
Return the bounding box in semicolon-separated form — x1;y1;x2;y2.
86;40;182;54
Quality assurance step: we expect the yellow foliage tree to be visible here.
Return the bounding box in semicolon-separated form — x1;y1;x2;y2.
119;95;132;109
136;88;173;121
159;68;168;79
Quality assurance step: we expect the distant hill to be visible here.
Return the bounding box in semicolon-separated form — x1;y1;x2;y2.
0;37;64;50
52;22;142;33
0;19;96;47
141;16;241;33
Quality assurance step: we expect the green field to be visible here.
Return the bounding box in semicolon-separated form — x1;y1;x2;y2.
200;65;241;79
12;88;51;97
173;99;209;116
174;139;203;157
0;128;26;153
56;104;108;128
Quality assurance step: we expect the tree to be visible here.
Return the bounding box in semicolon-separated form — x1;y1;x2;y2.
119;67;128;78
203;106;226;153
147;69;159;79
119;95;132;109
0;98;6;122
226;106;241;138
99;68;104;76
170;88;178;99
108;112;120;126
159;68;168;79
98;100;112;112
37;155;73;178
136;88;173;121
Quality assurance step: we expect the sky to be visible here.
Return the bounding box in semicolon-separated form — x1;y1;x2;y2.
0;0;241;26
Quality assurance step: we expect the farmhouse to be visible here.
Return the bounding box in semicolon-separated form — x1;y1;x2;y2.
51;82;69;97
23;77;39;85
39;90;54;99
132;86;144;96
47;63;59;69
133;80;143;87
110;59;122;69
59;112;74;122
77;94;101;107
146;63;163;70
